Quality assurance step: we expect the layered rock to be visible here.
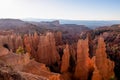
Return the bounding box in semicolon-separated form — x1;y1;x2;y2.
92;37;115;80
0;34;23;52
74;38;91;80
23;34;38;59
0;46;9;56
37;32;60;65
0;66;48;80
60;44;70;73
0;53;30;71
92;67;102;80
55;31;62;45
0;52;61;80
22;60;60;80
91;57;102;80
24;32;60;65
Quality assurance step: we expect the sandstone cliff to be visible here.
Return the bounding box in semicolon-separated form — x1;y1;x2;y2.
37;32;60;65
60;44;70;73
92;37;115;80
74;38;91;80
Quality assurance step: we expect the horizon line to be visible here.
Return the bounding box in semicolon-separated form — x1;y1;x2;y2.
0;18;120;21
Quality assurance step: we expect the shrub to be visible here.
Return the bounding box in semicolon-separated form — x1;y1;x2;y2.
16;46;25;54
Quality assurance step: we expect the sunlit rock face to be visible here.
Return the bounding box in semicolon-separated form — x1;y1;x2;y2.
37;32;60;65
54;31;63;45
60;44;70;73
92;67;102;80
91;57;102;80
0;34;23;52
22;60;60;80
92;37;115;80
23;33;38;59
0;52;61;80
24;32;60;65
0;46;9;56
0;53;30;71
74;38;91;80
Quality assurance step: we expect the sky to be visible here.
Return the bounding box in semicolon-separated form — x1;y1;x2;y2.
0;0;120;20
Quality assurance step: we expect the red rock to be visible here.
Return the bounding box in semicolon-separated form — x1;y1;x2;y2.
0;53;30;71
22;60;60;80
55;31;62;45
92;67;102;80
74;38;91;80
60;44;70;73
37;32;60;65
0;34;23;52
0;46;9;56
94;37;115;80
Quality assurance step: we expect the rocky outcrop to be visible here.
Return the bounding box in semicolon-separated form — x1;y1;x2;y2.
22;60;60;80
0;52;61;80
91;57;102;80
60;44;70;73
0;66;48;80
24;32;60;65
0;53;30;71
92;37;115;80
0;34;23;52
74;38;91;80
0;46;9;56
23;33;39;59
37;32;60;65
92;67;102;80
55;31;62;45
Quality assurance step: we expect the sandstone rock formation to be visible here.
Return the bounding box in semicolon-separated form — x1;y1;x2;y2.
24;32;60;65
22;60;60;80
0;34;23;52
74;38;91;80
37;32;60;65
0;46;9;56
91;57;102;80
0;52;61;80
55;31;62;45
92;37;115;80
60;44;70;73
92;67;102;80
0;66;48;80
0;53;30;71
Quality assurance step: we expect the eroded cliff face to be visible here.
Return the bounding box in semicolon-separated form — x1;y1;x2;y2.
92;37;115;80
60;44;70;73
37;32;60;65
24;32;60;65
0;34;23;52
74;38;92;80
0;46;10;56
0;31;116;80
0;52;61;80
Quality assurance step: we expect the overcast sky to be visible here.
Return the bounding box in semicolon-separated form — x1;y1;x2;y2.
0;0;120;20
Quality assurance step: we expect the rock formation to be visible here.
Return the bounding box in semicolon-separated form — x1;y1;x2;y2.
0;46;9;56
23;34;35;59
0;53;30;71
22;60;60;80
37;32;60;65
0;52;61;80
60;44;70;73
92;67;102;80
55;31;62;45
24;32;60;65
91;57;102;80
0;34;23;52
74;38;91;80
92;37;115;80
